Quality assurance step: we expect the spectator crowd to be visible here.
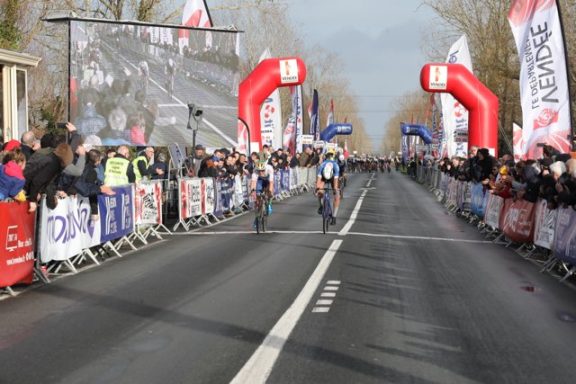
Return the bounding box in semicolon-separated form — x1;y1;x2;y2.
0;120;335;220
435;145;576;210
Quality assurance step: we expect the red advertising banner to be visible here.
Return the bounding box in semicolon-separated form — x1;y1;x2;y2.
0;203;36;288
498;198;513;233
501;199;536;243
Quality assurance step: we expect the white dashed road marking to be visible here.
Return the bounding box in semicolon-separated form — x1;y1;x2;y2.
230;240;343;384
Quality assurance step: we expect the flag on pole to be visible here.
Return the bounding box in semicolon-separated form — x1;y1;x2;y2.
283;85;300;154
343;139;350;159
326;98;334;127
513;122;524;161
237;120;249;155
310;89;320;140
179;0;212;53
440;35;473;158
508;0;571;158
295;86;304;153
259;48;283;149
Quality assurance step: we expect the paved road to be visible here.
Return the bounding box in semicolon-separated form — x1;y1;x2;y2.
2;172;576;384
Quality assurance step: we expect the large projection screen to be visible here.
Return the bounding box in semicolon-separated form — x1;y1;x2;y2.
69;19;240;148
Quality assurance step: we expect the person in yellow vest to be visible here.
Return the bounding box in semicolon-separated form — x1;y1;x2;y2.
104;145;135;186
132;146;163;183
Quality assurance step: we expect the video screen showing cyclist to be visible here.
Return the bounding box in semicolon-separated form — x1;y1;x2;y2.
251;160;275;211
316;148;340;225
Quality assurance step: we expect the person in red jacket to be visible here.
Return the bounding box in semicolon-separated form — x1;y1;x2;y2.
0;148;27;202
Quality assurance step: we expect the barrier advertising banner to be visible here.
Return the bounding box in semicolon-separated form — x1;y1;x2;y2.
40;196;100;263
0;203;36;287
134;181;163;226
533;199;557;250
485;194;504;229
99;186;134;243
501;199;536;243
180;178;202;220
470;183;488;218
553;207;576;264
233;175;244;209
202;177;215;215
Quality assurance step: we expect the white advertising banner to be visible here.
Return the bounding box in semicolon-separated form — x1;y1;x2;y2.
179;178;202;220
508;0;571;158
259;49;283;149
134;181;163;226
202;178;215;215
533;199;557;249
440;35;473;157
40;196;101;263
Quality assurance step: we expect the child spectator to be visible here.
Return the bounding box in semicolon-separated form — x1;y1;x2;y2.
0;148;27;202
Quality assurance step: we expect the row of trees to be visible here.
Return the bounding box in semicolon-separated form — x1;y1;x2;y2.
0;0;372;153
381;0;576;157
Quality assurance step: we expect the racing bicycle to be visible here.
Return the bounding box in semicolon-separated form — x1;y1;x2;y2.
317;186;338;234
253;192;270;234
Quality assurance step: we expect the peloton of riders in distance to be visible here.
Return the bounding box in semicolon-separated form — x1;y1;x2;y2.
316;148;341;225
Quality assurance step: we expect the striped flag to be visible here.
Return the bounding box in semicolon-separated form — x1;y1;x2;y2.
513;122;524;161
179;0;213;53
326;98;334;127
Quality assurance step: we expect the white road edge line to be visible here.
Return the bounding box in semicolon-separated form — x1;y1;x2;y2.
230;239;343;384
339;190;368;236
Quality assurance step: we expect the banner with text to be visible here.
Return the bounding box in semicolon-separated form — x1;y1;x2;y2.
0;203;36;287
508;0;571;157
134;181;163;226
553;207;576;264
99;186;134;243
40;196;101;263
533;199;557;250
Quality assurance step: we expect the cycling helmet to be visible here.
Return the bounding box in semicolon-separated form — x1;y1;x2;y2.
256;161;267;171
325;148;336;157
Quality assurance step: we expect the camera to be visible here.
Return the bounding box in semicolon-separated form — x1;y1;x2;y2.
56;122;68;130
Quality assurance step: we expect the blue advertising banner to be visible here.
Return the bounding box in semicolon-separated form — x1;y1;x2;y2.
470;183;488;218
553;207;576;264
99;186;134;243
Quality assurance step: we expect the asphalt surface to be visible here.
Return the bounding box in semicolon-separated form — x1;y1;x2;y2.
2;171;576;384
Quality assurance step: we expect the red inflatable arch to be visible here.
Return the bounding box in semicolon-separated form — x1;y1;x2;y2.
420;63;499;156
238;57;307;152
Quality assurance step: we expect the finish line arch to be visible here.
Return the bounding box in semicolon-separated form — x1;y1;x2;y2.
420;63;499;156
238;57;307;153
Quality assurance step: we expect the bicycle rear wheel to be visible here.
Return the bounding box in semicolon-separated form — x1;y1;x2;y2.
322;196;332;234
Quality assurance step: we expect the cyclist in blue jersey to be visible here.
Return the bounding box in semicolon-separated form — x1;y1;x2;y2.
316;148;340;225
251;161;274;214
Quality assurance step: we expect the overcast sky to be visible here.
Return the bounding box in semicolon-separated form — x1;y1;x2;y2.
203;0;439;150
282;0;437;149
